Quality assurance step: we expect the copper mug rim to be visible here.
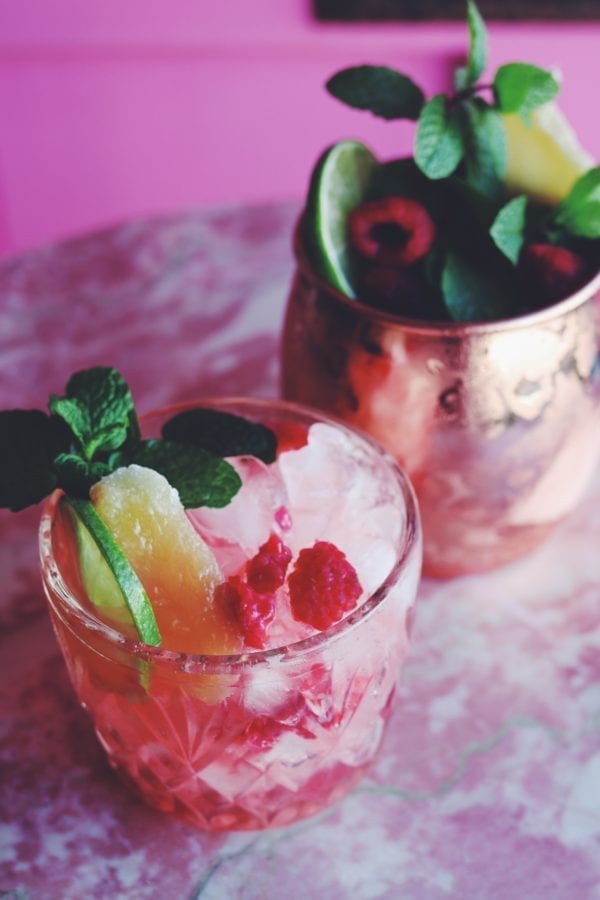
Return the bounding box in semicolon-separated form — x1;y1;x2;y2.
293;214;600;336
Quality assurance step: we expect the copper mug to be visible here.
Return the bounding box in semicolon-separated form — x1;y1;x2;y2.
281;223;600;578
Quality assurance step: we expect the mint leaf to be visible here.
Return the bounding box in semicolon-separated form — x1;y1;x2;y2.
441;253;511;321
0;410;70;510
326;65;424;121
49;367;138;461
415;95;464;180
490;195;528;264
162;409;277;464
455;0;488;90
53;453;112;498
493;63;559;120
48;397;89;451
128;440;242;509
460;98;506;199
554;167;600;238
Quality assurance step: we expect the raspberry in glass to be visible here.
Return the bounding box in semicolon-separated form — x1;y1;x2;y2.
246;533;292;593
218;576;276;650
288;541;362;631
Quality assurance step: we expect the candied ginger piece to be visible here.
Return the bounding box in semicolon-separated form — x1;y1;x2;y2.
89;464;241;655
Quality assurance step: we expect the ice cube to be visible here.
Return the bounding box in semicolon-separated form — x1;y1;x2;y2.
278;423;405;596
186;456;290;576
240;666;293;714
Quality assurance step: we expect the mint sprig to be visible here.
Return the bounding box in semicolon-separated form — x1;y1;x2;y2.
317;0;599;322
0;366;277;512
49;367;139;461
324;2;562;191
1;367;282;646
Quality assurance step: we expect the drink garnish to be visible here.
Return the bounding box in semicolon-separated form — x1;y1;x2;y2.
85;464;240;655
306;0;599;321
288;541;362;631
1;366;278;646
305;140;378;297
162;407;277;464
68;495;162;646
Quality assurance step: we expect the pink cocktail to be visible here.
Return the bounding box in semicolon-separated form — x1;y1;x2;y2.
40;398;421;831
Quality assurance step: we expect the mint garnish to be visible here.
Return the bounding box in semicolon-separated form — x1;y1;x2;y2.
441;253;510;322
325;3;559;188
493;63;559;122
554;167;600;238
459;98;506;199
0;368;280;514
455;0;487;90
126;439;242;509
49;367;139;461
326;65;424;121
490;195;528;264
415;95;465;180
162;408;277;464
53;453;113;497
0;410;70;511
0;366;263;512
316;0;599;321
1;367;282;646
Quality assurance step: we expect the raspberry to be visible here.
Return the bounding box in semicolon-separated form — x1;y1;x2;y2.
217;576;275;650
288;541;362;631
521;242;588;303
246;533;292;593
348;196;436;267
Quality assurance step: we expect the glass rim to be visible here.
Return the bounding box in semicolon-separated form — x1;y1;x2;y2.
293;214;600;336
39;395;421;673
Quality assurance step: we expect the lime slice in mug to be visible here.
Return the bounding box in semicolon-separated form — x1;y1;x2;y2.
305;140;378;298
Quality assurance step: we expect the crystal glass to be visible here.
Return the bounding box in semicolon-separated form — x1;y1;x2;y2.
282;223;600;578
40;398;421;831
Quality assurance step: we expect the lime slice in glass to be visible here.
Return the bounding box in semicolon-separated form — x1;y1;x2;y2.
305;140;378;298
67;495;162;647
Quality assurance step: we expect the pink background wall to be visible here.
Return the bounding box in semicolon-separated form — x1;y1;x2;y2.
0;0;599;258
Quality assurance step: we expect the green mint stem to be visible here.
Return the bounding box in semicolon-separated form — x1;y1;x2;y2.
67;496;162;647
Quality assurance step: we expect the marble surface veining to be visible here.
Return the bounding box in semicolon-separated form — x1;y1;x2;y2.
1;202;600;899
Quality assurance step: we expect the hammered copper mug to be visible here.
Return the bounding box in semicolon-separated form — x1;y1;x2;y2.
281;223;600;578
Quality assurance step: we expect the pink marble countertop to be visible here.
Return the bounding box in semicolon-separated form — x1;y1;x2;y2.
1;203;600;899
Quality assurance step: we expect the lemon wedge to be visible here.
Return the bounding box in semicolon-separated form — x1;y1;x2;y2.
502;101;594;205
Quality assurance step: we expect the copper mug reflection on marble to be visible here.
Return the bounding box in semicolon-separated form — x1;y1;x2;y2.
281;222;600;578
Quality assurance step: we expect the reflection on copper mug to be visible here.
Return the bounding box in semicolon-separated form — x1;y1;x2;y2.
281;223;600;578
